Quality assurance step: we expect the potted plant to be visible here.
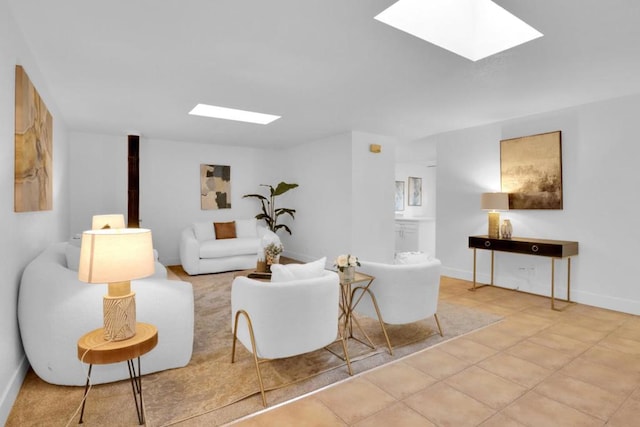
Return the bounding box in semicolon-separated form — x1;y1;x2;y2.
243;182;299;235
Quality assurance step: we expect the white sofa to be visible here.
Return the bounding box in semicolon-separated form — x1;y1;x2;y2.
179;218;279;275
18;241;194;386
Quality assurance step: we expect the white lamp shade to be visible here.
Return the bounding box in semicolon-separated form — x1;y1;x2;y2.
481;192;509;211
92;214;126;230
78;228;155;283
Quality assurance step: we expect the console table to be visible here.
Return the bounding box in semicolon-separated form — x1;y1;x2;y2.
468;235;578;311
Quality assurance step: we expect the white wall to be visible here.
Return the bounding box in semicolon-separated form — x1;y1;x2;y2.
69;132;275;265
1;1;70;422
351;132;396;263
277;133;353;262
396;140;437;218
434;93;640;314
394;162;436;218
281;131;396;265
69;132;127;234
395;141;437;255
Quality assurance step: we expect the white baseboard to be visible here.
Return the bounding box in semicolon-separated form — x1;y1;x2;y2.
162;257;180;267
282;250;316;264
442;267;640;315
0;356;29;426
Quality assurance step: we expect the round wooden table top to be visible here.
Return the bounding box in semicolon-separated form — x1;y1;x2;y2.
77;322;158;365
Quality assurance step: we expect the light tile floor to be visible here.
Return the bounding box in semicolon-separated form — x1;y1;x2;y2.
226;277;640;426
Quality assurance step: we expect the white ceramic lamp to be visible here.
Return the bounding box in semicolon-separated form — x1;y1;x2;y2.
78;228;155;341
481;192;509;238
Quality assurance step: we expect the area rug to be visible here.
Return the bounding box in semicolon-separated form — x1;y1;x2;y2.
143;267;502;426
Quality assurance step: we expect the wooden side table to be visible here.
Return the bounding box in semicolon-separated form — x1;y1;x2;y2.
77;322;158;425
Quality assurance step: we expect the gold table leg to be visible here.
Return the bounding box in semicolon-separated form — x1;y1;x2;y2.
470;248;494;291
327;279;393;362
551;257;575;311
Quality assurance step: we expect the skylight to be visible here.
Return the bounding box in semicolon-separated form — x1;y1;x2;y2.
189;104;281;125
374;0;543;61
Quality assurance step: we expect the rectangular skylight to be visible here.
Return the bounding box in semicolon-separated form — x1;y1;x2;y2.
375;0;543;61
189;103;280;125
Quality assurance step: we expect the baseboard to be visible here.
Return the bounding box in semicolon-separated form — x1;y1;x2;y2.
442;266;640;315
162;257;180;267
0;356;29;425
281;250;316;264
570;290;640;315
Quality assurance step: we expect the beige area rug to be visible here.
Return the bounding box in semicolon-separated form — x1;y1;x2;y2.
143;267;503;426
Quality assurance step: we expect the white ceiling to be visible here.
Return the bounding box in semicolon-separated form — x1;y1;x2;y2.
7;0;640;148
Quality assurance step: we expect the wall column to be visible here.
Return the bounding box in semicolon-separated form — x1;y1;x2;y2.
127;134;140;227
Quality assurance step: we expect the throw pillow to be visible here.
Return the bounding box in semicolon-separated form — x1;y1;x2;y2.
235;218;258;238
193;221;216;241
214;221;237;239
271;257;326;282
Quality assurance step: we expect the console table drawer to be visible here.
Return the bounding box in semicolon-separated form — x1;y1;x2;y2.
469;236;578;258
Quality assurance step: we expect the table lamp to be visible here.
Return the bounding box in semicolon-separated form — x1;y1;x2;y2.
481;192;509;238
78;228;155;341
92;214;125;230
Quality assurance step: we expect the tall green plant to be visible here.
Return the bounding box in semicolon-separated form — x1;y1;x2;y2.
243;182;299;234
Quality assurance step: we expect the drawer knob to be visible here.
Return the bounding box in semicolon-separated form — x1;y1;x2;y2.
531;245;539;252
484;241;491;248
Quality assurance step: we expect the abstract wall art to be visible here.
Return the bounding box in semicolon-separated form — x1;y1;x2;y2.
395;181;405;211
14;65;53;212
408;176;422;206
200;164;231;209
501;130;563;209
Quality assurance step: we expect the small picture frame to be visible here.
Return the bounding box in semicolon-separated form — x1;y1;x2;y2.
395;181;405;211
408;177;422;206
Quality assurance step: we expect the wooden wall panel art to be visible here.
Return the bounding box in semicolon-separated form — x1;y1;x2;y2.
14;65;53;212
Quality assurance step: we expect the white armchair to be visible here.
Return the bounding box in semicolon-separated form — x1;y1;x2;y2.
230;270;351;406
353;258;443;349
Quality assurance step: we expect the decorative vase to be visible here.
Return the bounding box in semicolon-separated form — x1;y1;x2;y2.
265;254;280;273
339;266;355;282
501;219;513;239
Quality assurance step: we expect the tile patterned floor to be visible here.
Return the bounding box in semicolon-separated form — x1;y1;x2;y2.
226;277;640;427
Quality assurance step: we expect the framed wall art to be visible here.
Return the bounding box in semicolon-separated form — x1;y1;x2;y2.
395;181;405;211
200;164;231;209
501;130;563;209
14;65;53;212
408;176;422;206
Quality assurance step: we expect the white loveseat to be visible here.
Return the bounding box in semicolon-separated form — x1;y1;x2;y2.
18;241;194;386
179;218;279;275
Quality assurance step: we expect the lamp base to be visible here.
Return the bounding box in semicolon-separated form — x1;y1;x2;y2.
488;212;500;238
103;281;136;341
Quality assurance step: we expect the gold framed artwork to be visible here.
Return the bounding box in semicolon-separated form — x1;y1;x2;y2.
200;164;231;209
14;65;53;212
501;130;562;209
